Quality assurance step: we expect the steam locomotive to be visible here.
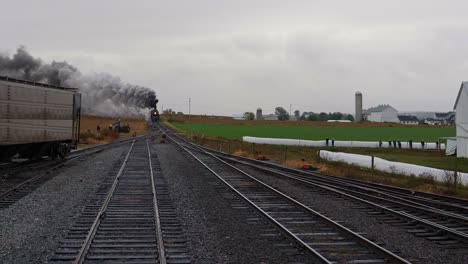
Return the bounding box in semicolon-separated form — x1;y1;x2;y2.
149;97;160;123
150;109;160;122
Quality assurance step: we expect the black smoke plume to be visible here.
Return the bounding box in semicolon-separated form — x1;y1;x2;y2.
0;46;156;116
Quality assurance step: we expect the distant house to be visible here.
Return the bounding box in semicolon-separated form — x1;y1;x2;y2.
398;115;419;125
363;105;399;123
232;114;243;120
435;112;456;125
424;118;442;126
263;114;278;121
327;120;351;123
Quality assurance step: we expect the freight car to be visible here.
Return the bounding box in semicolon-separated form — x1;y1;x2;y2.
0;76;81;161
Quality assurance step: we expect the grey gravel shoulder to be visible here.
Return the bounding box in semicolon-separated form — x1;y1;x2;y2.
0;144;129;263
235;163;468;264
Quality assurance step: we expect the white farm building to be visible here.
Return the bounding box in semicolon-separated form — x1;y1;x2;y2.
363;105;399;123
397;115;419;125
454;82;468;158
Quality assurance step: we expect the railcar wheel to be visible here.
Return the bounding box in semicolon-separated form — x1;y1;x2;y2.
58;143;70;159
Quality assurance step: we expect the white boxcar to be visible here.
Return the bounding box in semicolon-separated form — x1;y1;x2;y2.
0;76;81;161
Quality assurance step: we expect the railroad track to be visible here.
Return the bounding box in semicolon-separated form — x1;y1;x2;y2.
0;135;147;177
159;125;468;247
0;136;147;210
51;138;189;264
211;155;468;246
164;127;410;263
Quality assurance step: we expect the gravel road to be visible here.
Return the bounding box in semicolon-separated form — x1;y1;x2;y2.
0;144;129;263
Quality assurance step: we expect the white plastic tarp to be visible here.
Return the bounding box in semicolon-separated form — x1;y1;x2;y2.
243;136;445;150
319;150;468;185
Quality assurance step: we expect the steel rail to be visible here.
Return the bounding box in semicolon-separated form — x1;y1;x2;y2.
166;133;332;264
206;145;468;212
208;152;468;223
147;139;167;264
164;126;468;219
161;124;468;243
0;134;148;173
0;135;151;202
166;130;410;264
176;137;468;243
73;140;136;264
222;148;468;210
274;172;468;243
166;129;468;211
225;157;468;241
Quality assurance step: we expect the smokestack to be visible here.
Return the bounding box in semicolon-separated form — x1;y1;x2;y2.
355;91;362;122
0;46;157;116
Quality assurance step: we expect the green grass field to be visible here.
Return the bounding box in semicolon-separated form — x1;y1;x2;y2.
173;123;455;142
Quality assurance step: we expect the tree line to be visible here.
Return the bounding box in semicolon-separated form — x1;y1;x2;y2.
162;109;184;115
243;107;354;121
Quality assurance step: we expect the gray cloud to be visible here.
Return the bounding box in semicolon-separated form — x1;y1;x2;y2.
1;0;467;115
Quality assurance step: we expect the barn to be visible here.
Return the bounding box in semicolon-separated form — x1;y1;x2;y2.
454;82;468;158
363;105;399;123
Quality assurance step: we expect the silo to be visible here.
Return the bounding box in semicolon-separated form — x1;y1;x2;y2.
256;108;263;120
355;92;363;122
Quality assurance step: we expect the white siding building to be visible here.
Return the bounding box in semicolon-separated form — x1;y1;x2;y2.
263;114;278;121
424;118;442;126
454;82;468;158
363;105;399;123
398;115;419;125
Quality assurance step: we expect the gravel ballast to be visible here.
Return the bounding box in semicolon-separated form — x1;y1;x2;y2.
0;144;129;263
233;163;468;264
154;141;314;264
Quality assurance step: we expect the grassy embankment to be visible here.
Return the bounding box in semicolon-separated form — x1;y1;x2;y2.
79;115;148;145
166;120;468;197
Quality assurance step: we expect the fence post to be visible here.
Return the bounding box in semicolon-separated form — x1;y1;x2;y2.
454;158;459;192
371;156;375;172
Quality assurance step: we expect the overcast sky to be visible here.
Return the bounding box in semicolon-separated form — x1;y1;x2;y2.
1;0;467;115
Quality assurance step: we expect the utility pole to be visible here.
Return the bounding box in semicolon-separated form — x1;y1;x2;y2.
189;97;191;119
